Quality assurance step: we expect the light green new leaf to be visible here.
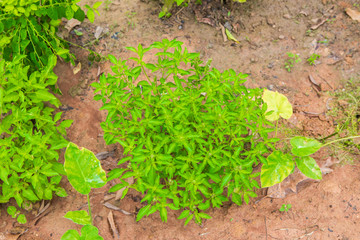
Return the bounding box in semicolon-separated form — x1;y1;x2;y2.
225;29;239;43
87;9;95;23
64;210;91;225
290;136;322;157
295;156;322;180
61;229;80;240
261;151;294;187
262;89;293;121
81;225;104;240
64;142;107;195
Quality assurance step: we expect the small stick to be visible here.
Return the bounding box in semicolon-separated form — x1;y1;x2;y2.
219;23;228;42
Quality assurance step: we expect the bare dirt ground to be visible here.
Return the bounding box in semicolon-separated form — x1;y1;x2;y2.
1;0;360;239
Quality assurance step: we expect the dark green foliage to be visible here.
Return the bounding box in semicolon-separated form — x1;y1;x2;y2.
0;0;85;71
93;39;276;224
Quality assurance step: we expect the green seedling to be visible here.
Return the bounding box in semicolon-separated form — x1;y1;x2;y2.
279;204;292;212
85;2;102;23
61;142;107;240
307;53;320;65
284;52;301;72
261;90;360;187
103;0;112;11
7;206;27;224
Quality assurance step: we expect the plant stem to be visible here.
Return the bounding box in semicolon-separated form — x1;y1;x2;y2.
275;119;279;138
87;194;92;225
322;135;360;147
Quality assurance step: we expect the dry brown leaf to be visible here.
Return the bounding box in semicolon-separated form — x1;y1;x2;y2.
345;8;360;22
107;211;120;240
73;62;81;75
65;19;81;32
103;202;132;215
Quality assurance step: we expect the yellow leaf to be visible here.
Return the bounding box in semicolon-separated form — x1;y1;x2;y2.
73;62;81;75
225;29;239;44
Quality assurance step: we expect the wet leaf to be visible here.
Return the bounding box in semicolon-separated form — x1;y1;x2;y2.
295;156;322;180
290;136;322;157
262;89;293;121
64;142;107;195
261;151;294;188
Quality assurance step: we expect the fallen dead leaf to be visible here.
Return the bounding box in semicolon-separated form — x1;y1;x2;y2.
345;8;360;22
107;211;120;240
72;62;81;75
65;19;81;32
103;202;132;215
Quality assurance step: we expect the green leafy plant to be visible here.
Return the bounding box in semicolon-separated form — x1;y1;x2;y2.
279;203;291;212
284;52;301;72
61;142;107;240
307;53;320;66
260;90;360;187
0;55;71;208
7;206;27;224
85;2;102;23
93;39;278;225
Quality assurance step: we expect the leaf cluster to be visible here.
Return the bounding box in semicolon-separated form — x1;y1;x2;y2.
0;55;72;208
93;39;277;224
0;0;85;71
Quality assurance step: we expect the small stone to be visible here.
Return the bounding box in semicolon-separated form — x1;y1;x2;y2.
279;35;285;40
207;43;213;49
250;58;257;63
267;84;274;90
178;25;183;30
224;21;232;31
291;36;296;40
267;63;274;69
94;26;104;39
283;14;292;19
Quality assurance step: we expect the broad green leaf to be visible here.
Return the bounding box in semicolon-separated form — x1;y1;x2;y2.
198;212;212;219
262;89;293;121
295;156;322;180
87;9;95;23
7;206;17;217
261;151;294;187
64;142;107;195
81;225;103;240
92;2;102;9
178;210;190;219
57;48;69;56
61;230;81;240
17;214;27;224
64;210;91;225
290;136;322;157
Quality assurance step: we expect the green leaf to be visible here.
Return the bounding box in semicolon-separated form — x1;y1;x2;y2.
225;29;239;43
136;205;152;222
220;173;232;188
87;9;95;23
295;156;322;180
178;210;190;219
290;137;322;157
198;212;212;219
261;151;295;188
92;2;103;9
262;89;293;121
57;48;69;56
61;230;81;240
64;210;92;225
64;142;107;195
17;214;27;224
7;206;17;217
81;225;103;240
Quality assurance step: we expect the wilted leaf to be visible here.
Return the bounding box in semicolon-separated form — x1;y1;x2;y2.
295;156;322;180
73;62;81;75
64;142;107;195
345;8;360;22
290;136;322;157
261;151;295;188
262;89;293;121
225;29;239;43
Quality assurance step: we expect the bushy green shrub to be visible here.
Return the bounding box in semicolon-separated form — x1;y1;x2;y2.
0;55;72;207
93;39;276;224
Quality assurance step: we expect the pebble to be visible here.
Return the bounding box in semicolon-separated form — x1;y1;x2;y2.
267;62;274;69
279;35;285;40
178;25;183;30
283;14;292;19
267;84;274;90
224;21;232;31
